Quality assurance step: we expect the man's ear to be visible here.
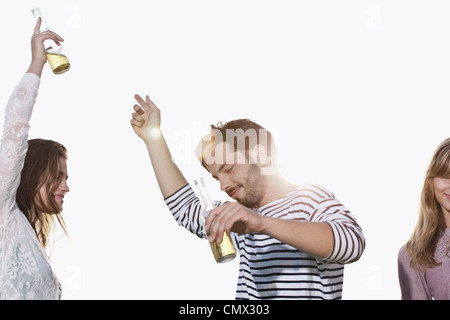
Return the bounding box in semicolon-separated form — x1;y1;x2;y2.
251;144;279;176
250;144;271;167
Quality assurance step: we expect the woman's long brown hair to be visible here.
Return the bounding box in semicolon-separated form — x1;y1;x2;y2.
16;138;68;250
406;137;450;271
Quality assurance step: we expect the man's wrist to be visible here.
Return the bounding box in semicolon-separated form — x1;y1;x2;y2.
142;126;163;142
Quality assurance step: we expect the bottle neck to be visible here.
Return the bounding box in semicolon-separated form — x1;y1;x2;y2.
31;8;63;54
194;179;215;212
31;8;51;32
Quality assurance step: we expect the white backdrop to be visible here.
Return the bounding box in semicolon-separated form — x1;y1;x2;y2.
1;0;449;300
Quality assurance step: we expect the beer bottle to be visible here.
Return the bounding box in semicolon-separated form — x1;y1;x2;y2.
31;8;70;74
194;178;236;263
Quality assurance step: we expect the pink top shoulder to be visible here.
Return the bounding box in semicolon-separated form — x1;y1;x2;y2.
398;229;450;300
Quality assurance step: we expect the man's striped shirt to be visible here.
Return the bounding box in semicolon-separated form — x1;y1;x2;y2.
164;183;365;300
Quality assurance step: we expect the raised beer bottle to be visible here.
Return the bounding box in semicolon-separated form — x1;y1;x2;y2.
31;8;70;74
194;178;236;263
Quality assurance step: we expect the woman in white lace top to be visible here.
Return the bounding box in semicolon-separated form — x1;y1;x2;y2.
0;18;69;299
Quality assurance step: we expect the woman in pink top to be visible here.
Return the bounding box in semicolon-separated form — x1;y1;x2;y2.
398;138;450;299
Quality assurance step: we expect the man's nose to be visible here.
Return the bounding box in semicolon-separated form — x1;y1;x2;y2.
219;176;230;192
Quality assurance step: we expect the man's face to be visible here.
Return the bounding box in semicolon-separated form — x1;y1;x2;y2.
204;141;266;209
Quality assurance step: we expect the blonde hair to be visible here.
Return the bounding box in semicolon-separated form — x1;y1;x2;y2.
406;137;450;271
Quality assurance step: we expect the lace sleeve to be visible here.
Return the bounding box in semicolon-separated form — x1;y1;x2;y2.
0;73;40;223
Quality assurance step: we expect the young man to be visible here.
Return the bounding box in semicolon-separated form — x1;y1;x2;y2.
130;95;365;299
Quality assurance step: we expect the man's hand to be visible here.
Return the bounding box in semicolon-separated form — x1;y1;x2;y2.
130;94;161;141
205;202;265;244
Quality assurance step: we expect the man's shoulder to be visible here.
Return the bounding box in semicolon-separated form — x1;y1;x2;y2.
293;184;336;202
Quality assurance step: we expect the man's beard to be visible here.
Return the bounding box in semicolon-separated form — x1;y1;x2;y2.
236;164;264;209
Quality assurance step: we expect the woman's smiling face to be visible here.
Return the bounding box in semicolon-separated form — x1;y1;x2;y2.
433;176;450;219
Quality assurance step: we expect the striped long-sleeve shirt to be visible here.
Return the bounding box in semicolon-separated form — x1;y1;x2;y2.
164;183;365;300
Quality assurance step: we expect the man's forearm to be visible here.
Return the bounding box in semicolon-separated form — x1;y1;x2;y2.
143;129;188;198
260;217;334;259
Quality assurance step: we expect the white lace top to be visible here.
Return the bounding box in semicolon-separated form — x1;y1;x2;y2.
0;73;61;300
